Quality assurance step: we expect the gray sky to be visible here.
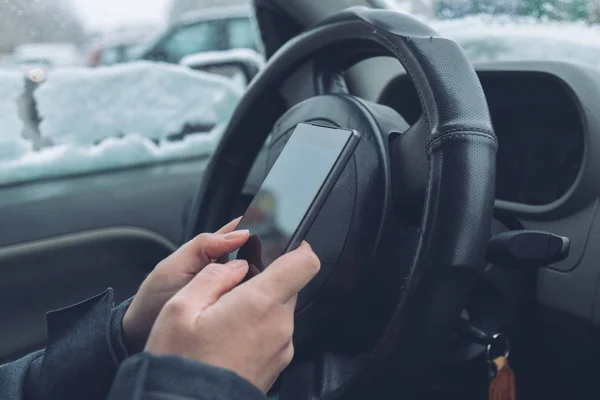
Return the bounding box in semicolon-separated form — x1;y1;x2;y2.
72;0;170;30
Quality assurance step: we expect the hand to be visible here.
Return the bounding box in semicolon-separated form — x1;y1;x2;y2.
122;218;249;353
145;241;321;393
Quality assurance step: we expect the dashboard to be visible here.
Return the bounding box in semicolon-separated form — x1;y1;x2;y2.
378;70;585;206
248;58;600;356
353;60;600;385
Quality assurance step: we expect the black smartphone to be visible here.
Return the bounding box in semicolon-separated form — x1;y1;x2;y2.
232;123;361;274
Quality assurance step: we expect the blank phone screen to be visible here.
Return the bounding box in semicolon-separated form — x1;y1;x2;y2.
233;123;352;271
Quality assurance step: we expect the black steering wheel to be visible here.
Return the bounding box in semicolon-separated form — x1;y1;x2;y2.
186;7;497;399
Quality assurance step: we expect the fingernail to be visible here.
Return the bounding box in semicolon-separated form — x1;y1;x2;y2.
224;230;249;240
229;260;248;269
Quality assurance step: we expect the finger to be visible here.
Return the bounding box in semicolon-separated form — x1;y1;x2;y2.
246;264;261;281
283;293;298;313
245;241;320;304
175;230;250;274
173;259;249;312
216;216;242;234
214;216;243;264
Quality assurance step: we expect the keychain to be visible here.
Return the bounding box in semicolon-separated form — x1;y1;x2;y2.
487;333;516;400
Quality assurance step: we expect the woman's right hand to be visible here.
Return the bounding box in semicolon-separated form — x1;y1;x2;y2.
145;241;321;393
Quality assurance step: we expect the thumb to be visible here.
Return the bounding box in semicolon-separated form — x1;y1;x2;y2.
172;259;249;312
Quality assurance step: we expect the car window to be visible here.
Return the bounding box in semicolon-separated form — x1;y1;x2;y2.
99;47;122;65
161;21;225;63
0;1;260;187
227;18;258;51
123;44;145;61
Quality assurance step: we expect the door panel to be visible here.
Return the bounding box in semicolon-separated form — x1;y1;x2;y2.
0;159;206;362
0;152;268;362
0;227;175;362
0;159;209;248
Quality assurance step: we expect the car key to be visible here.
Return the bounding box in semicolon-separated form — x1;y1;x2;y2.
486;332;515;400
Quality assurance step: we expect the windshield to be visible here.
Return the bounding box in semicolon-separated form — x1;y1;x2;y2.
383;0;600;67
0;0;597;186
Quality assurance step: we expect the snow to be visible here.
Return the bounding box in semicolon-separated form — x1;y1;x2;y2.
180;48;265;70
0;71;29;161
367;10;600;67
181;49;265;89
0;62;244;186
13;43;83;68
35;61;244;145
0;126;225;186
5;16;600;185
430;16;600;68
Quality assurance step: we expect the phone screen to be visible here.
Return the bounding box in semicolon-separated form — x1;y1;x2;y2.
233;123;353;272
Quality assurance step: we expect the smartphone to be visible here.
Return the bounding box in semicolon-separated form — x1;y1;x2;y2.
232;123;361;274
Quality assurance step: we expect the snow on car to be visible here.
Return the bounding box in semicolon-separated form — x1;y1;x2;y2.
0;62;243;186
0;70;29;161
0;127;225;186
35;61;243;145
180;48;265;89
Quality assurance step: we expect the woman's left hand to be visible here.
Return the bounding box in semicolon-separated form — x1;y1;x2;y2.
122;218;249;353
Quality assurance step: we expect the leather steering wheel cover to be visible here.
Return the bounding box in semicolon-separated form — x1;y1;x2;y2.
186;6;496;238
186;6;498;395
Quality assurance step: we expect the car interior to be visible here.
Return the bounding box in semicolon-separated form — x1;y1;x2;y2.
2;0;600;399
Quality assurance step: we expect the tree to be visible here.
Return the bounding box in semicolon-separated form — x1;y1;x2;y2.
434;0;516;18
435;0;472;18
590;0;600;23
518;0;589;20
0;0;84;53
565;0;589;20
433;0;593;21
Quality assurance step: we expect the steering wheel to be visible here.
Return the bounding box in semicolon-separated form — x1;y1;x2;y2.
186;6;497;399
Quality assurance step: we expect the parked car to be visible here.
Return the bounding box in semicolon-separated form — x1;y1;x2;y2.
87;29;156;67
12;43;83;70
137;6;260;64
88;37;147;67
180;48;265;86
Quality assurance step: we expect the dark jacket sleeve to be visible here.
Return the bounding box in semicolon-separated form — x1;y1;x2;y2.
107;353;267;400
0;289;131;400
1;289;267;400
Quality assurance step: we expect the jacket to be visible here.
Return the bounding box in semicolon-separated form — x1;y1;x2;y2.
0;289;266;400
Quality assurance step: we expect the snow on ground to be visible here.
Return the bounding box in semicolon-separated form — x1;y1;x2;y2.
0;70;29;161
35;61;244;145
430;16;600;67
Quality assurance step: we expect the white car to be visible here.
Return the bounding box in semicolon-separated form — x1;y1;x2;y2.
13;43;83;70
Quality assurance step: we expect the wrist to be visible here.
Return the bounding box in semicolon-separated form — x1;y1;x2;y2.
110;298;135;361
122;308;147;355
